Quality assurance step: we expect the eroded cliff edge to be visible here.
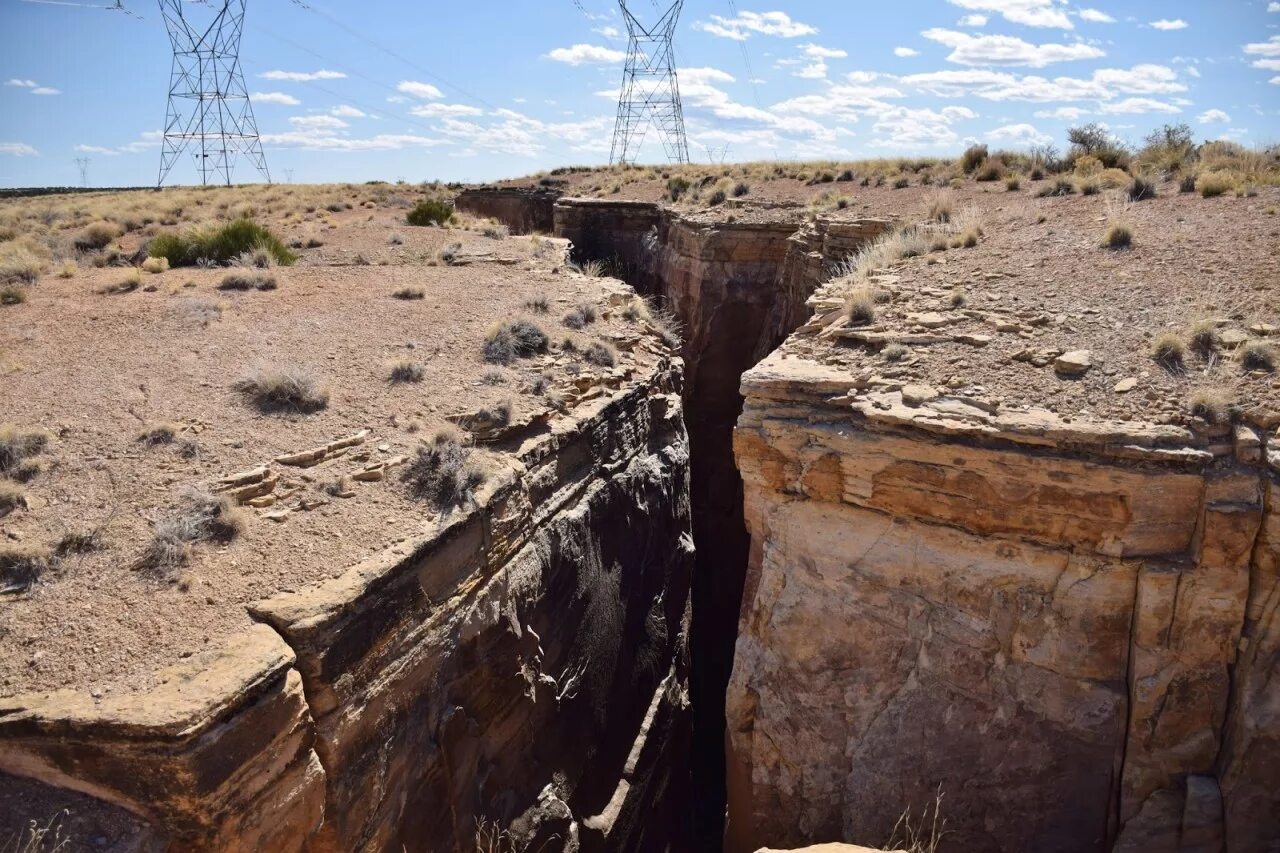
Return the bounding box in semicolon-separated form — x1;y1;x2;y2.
1;319;694;851
726;342;1278;852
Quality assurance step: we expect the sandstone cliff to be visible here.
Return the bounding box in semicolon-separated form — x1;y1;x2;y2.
726;347;1277;853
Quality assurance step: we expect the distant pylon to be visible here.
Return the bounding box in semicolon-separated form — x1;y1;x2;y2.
610;0;690;166
156;0;270;186
74;157;90;187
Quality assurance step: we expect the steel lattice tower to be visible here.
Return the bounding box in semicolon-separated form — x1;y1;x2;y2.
156;0;270;186
610;0;690;166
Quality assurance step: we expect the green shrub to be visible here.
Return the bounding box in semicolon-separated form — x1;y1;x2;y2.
406;199;454;227
149;219;296;267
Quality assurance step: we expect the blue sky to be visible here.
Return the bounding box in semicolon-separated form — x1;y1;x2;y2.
1;0;1278;187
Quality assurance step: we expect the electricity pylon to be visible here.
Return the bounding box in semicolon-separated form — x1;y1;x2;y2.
610;0;690;166
74;157;90;187
156;0;270;186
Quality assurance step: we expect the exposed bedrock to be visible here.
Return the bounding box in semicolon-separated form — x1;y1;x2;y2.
454;186;562;234
556;198;893;844
0;356;695;851
724;352;1279;853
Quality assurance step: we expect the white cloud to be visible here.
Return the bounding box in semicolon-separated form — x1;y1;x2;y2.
922;28;1106;67
1097;97;1181;114
260;131;447;152
74;144;119;156
958;14;988;26
1272;76;1280;85
0;142;38;156
899;63;1185;102
1253;59;1280;71
868;105;971;149
693;11;817;41
5;78;58;95
251;91;300;106
1245;37;1280;57
1270;2;1280;11
946;0;1073;29
593;25;621;39
894;47;920;57
802;44;847;59
793;61;829;79
1150;19;1188;31
260;69;346;82
1186;66;1201;78
987;122;1052;145
546;43;627;65
330;105;365;118
289;114;349;130
682;67;737;86
408;102;484;118
1033;105;1090;119
1198;108;1231;123
397;80;444;99
1078;9;1115;23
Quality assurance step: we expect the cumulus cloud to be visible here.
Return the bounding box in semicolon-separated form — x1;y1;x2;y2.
260;131;447;152
987;122;1052;145
922;29;1105;67
1198;109;1230;123
1270;2;1280;11
1150;19;1188;30
289;114;349;130
330;105;365;118
251;92;300;106
1078;9;1115;23
899;63;1184;103
894;47;920;57
397;80;444;99
802;44;847;59
1098;97;1181;114
957;14;987;26
693;10;817;40
1033;105;1090;119
546;44;627;65
946;0;1072;29
0;142;38;156
260;69;346;82
1245;36;1280;58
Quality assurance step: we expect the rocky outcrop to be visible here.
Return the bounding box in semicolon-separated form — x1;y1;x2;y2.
726;351;1277;853
0;355;694;851
454;187;562;234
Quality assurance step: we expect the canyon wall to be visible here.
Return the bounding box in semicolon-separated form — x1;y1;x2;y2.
454;187;561;234
556;199;893;844
0;354;694;852
725;349;1278;853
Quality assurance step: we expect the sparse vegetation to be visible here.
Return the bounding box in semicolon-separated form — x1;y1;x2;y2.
1128;175;1157;202
1241;341;1277;373
484;318;549;365
402;430;485;509
476;398;513;427
1;285;26;306
583;341;617;368
57;259;77;279
74;220;122;251
218;271;277;291
961;144;988;174
1036;178;1075;198
524;295;550;313
1190;321;1221;356
389;359;426;383
406;199;454;227
1152;332;1186;369
141;256;170;274
0;480;25;515
846;287;877;326
138;421;183;446
234;367;329;412
1198;172;1235;198
0;544;50;594
1189;388;1233;424
137;487;246;575
392;286;426;300
1101;220;1132;249
1005;175;1021;192
927;190;954;223
562;302;598;329
882;343;908;362
149;219;296;267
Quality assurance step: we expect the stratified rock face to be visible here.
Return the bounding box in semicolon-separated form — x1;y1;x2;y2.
455;187;562;234
0;358;694;852
726;351;1277;853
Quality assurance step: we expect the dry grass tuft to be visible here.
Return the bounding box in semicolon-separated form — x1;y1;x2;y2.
0;544;51;594
138;421;184;446
484;318;549;365
392;286;425;300
846;287;877;326
1189;321;1221;356
100;268;142;295
218;272;277;291
141;256;170;275
562;302;598;330
389;359;426;383
926;189;954;223
1241;341;1277;373
1102;221;1133;249
402;430;485;509
234;367;329;412
1152;332;1186;369
1;285;26;306
137;487;246;575
0;480;25;515
583;341;617;368
1188;388;1235;424
0;425;48;478
74;220;122;252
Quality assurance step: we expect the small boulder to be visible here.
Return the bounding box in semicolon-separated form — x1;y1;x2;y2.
1055;350;1092;377
1114;378;1138;393
902;384;939;407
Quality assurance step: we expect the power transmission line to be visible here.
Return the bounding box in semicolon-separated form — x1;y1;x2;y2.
156;0;270;186
611;0;689;165
74;157;90;186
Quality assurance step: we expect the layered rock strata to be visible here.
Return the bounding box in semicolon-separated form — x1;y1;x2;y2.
726;347;1277;852
0;353;694;852
454;187;562;234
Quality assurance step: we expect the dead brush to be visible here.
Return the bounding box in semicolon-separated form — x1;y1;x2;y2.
234;367;329;413
1241;341;1277;373
0;425;49;479
562;302;598;329
926;189;955;223
845;286;877;326
137;487;247;575
1152;332;1186;370
392;286;426;300
887;789;948;853
1188;388;1236;424
0;480;25;516
401;430;486;510
583;341;617;368
218;272;277;291
1189;321;1222;357
100;268;143;295
0;544;52;594
389;359;426;383
138;421;184;446
484;318;549;365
